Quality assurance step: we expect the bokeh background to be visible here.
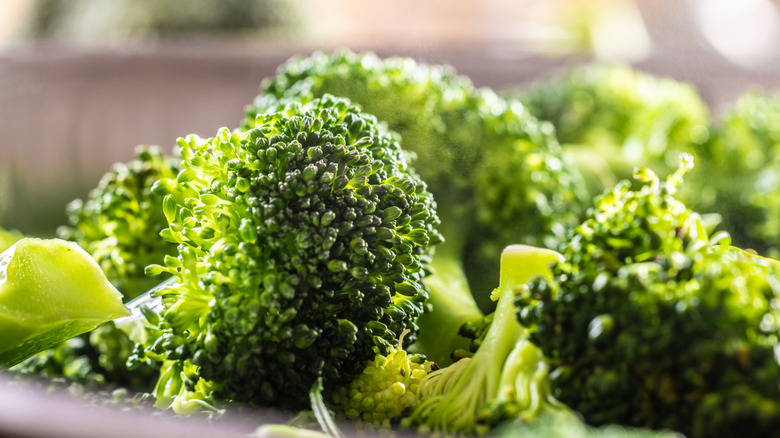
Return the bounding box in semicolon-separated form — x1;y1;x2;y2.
2;0;780;236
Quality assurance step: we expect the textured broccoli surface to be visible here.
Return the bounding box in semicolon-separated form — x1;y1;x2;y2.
332;331;436;428
508;63;711;198
141;95;442;412
517;157;780;437
246;50;587;310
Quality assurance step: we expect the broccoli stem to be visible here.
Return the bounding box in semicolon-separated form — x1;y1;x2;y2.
404;245;564;435
409;217;484;366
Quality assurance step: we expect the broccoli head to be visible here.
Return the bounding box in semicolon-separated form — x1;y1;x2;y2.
508;63;711;198
517;156;780;437
246;50;587;311
143;95;442;412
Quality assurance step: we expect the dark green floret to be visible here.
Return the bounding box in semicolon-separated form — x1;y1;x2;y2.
143;95;442;412
517;156;780;438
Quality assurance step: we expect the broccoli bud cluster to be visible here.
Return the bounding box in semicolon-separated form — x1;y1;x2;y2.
145;95;442;410
517;157;780;437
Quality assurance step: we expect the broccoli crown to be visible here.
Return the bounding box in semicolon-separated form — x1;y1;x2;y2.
57;145;180;300
700;91;780;257
509;63;711;198
517;157;780;437
248;49;586;304
146;95;442;410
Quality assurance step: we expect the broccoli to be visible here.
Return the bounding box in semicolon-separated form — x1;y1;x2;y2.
507;63;711;199
699;90;780;257
0;238;129;367
246;50;587;317
14;145;177;388
0;227;22;251
516;156;780;437
401;245;567;436
138;94;442;413
331;330;436;428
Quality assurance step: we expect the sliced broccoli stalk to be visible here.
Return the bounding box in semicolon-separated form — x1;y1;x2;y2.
402;245;566;436
0;227;22;252
14;146;178;389
0;238;130;367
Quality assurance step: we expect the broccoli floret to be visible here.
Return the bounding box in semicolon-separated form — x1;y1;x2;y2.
141;95;442;412
401;245;567;436
517;156;780;437
58;144;180;300
331;330;436;428
508;63;711;198
246;50;587;315
699;90;780;257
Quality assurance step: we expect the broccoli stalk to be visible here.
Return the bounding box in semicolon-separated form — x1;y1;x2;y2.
408;219;484;366
0;238;130;367
402;245;566;436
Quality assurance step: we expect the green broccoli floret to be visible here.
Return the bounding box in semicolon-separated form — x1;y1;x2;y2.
140;95;442;413
246;50;587;315
699;90;780;257
508;63;711;198
401;245;567;436
58;144;180;300
331;330;436;428
517;156;780;437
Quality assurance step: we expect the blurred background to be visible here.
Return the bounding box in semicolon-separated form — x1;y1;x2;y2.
1;0;780;236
